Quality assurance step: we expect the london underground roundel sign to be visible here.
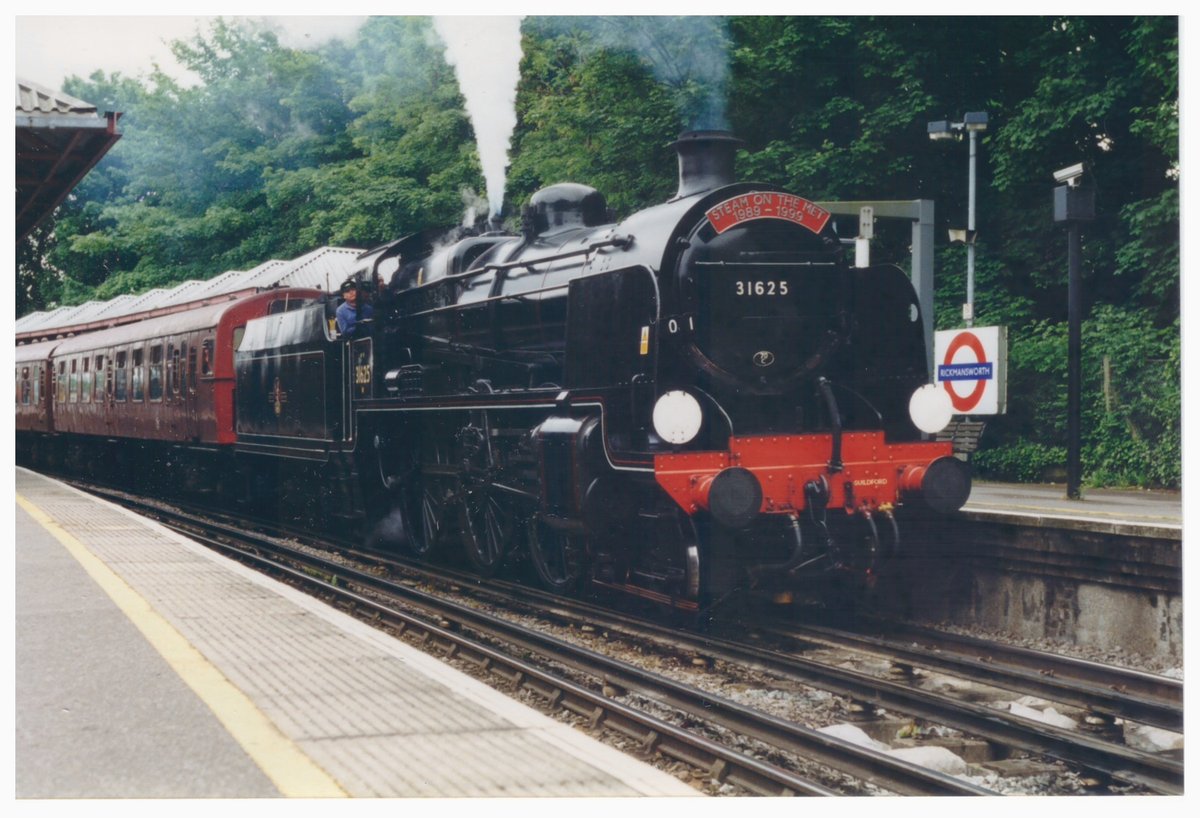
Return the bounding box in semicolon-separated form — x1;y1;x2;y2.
933;326;1008;415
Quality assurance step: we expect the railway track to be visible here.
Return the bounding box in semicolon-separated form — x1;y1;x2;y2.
759;618;1182;732
76;483;985;795
429;565;1183;794
72;481;1183;795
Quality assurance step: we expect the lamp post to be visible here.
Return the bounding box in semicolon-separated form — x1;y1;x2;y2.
1053;163;1095;500
928;111;989;327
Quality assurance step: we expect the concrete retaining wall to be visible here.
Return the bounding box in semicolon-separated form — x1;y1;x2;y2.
891;516;1182;661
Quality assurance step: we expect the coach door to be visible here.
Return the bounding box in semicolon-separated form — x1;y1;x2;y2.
183;338;200;440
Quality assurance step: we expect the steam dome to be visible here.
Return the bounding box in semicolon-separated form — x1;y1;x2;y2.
525;183;609;235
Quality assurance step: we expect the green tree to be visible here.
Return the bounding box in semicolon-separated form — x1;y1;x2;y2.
509;20;687;216
272;17;482;246
17;16;1179;487
16;224;61;315
970;17;1179;486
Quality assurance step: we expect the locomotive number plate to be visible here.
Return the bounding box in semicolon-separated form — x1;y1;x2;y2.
735;280;790;297
706;191;831;235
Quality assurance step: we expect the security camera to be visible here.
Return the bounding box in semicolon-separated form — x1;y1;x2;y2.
1053;163;1085;187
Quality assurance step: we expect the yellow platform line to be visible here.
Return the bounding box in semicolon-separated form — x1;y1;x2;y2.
16;493;348;798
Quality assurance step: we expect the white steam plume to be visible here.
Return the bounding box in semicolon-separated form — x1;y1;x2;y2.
460;187;490;228
434;16;523;220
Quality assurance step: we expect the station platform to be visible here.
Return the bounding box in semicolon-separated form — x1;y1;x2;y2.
963;481;1181;538
14;467;699;798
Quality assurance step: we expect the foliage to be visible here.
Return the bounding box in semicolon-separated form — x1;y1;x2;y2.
969;305;1180;487
43;17;477;301
509;20;685;215
974;441;1068;484
17;16;1179;487
16;224;62;315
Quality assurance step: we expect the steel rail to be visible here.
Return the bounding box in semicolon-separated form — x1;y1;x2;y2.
764;620;1182;732
163;523;840;796
357;564;1182;794
76;482;1177;794
669;629;1183;794
127;500;990;797
330;553;1181;735
854;618;1182;704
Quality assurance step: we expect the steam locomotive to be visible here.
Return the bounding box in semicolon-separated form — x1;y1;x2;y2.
17;131;969;612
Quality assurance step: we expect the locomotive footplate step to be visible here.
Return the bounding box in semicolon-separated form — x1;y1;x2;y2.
15;468;698;798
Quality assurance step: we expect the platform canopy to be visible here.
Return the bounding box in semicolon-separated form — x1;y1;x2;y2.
16;78;122;242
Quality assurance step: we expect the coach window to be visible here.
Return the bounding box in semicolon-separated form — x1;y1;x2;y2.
133;349;145;401
115;351;128;401
81;357;92;403
201;339;214;377
186;344;196;394
20;367;30;405
33;364;41;405
168;344;180;398
94;355;105;399
69;359;79;403
55;362;65;403
149;344;164;402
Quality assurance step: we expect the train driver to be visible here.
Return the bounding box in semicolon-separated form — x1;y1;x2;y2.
336;279;374;337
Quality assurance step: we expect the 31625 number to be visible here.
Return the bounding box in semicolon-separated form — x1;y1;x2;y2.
735;280;789;296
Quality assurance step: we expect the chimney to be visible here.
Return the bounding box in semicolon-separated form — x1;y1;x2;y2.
671;130;743;199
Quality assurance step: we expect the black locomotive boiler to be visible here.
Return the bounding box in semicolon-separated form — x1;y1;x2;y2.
235;130;970;611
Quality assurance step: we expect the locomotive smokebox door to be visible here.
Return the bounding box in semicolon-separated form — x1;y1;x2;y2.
351;338;373;400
